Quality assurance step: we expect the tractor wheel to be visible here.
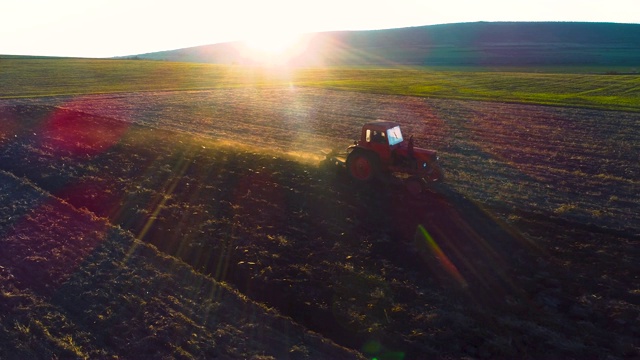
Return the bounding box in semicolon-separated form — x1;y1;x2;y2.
404;176;425;196
427;163;444;183
346;151;378;181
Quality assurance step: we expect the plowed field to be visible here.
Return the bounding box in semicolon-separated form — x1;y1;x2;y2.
1;88;638;359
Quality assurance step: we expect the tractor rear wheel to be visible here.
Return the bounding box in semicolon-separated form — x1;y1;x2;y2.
346;151;378;181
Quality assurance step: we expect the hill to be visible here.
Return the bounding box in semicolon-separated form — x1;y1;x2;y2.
126;22;640;68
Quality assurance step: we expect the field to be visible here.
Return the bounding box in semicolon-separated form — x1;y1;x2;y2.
2;58;640;111
1;62;639;359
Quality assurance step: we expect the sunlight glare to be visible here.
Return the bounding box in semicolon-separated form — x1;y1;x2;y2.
241;31;307;65
244;33;297;54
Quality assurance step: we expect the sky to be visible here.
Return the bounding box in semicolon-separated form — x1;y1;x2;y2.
2;0;638;58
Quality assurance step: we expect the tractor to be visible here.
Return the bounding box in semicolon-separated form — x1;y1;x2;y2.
324;120;443;195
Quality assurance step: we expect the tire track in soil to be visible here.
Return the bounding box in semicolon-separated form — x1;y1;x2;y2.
0;170;365;359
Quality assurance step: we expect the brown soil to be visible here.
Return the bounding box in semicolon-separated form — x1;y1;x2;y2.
0;88;638;359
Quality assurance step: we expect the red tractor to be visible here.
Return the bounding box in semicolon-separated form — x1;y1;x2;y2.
325;120;443;195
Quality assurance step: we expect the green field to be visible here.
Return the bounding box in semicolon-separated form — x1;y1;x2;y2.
2;58;639;111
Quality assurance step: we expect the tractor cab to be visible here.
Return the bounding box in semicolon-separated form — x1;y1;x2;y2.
360;121;404;146
358;121;405;166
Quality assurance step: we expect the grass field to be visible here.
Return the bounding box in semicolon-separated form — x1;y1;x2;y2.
2;58;640;111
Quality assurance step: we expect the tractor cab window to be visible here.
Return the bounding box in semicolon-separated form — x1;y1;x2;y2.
366;129;387;144
387;126;403;146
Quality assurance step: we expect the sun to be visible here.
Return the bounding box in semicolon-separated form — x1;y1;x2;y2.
244;33;299;54
241;32;307;65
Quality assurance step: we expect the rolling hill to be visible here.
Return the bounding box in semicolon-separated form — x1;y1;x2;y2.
126;22;640;68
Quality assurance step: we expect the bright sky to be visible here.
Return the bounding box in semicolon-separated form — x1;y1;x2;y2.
1;0;638;58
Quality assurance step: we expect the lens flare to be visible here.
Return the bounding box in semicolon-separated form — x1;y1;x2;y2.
41;104;128;158
416;224;467;288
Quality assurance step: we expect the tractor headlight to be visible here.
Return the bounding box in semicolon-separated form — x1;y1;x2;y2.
422;162;428;168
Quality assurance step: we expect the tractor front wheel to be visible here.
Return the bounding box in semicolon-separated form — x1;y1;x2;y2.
404;176;425;196
346;151;378;181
